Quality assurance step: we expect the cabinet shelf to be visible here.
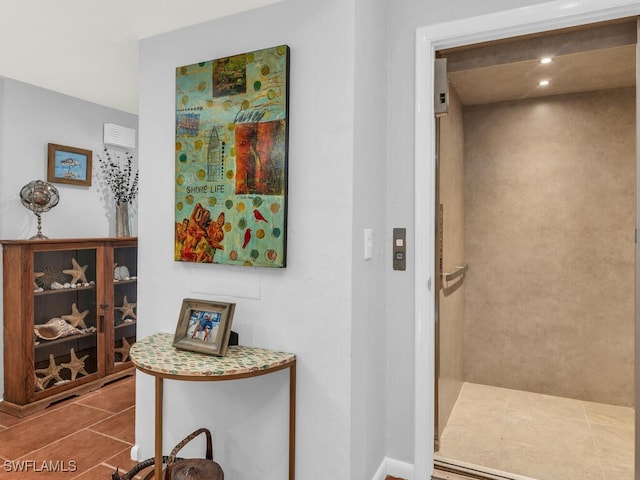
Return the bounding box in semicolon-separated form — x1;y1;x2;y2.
0;237;137;417
34;285;95;297
34;330;97;350
115;319;137;330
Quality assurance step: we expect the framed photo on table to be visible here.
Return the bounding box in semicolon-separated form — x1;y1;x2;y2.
173;298;236;356
47;143;92;186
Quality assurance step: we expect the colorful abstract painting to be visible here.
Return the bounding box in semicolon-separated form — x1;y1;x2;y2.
175;45;289;267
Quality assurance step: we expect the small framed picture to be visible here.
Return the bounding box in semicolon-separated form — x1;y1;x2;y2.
173;298;236;356
47;143;92;186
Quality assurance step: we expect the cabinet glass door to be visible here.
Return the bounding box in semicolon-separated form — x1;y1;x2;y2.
112;245;137;371
33;248;99;394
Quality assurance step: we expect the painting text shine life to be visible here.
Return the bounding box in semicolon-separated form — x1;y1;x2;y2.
175;45;289;267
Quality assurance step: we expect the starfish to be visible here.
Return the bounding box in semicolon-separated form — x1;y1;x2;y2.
35;373;53;391
34;354;63;391
114;337;132;362
35;354;64;382
61;348;89;381
63;258;88;284
116;296;137;321
61;303;90;329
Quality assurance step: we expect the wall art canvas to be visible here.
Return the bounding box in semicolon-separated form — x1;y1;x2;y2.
175;45;290;267
47;143;92;186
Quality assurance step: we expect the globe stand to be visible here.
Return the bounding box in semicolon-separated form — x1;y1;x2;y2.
19;180;59;240
30;212;48;240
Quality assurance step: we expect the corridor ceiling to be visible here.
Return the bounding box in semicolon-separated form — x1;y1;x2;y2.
0;0;280;114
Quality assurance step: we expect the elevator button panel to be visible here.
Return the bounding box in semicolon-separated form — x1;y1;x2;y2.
393;228;406;271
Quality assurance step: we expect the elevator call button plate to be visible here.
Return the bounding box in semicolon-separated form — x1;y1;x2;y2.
393;228;406;271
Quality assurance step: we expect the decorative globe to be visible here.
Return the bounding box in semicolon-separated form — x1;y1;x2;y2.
20;180;60;239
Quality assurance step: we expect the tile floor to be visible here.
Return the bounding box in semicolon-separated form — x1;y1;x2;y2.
436;382;635;480
0;374;147;479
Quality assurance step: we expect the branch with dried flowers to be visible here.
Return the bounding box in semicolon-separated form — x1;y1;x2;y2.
97;149;139;204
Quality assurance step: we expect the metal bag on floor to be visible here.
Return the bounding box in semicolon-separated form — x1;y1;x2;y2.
112;428;223;480
165;428;224;480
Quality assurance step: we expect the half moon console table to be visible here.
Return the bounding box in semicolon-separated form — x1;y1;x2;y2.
130;332;296;480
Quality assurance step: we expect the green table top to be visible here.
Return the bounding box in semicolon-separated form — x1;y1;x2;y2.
129;332;296;378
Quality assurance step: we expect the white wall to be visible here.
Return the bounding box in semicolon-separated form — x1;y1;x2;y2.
137;0;391;478
351;0;389;478
0;77;138;241
138;0;569;477
0;76;138;399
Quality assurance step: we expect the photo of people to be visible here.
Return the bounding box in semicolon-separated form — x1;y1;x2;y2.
186;309;221;343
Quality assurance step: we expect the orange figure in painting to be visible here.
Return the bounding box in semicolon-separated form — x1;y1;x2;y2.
175;204;226;262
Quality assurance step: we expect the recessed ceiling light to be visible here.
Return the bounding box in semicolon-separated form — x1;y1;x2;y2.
538;80;550;87
540;57;552;64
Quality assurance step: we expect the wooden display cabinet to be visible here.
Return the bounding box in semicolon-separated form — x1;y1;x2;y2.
0;237;137;417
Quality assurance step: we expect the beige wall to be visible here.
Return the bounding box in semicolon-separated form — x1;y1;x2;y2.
463;87;636;406
437;85;466;438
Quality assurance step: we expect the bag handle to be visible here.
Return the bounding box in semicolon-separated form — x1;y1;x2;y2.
164;428;213;479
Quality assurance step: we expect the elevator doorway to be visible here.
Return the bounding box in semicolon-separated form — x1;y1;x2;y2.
433;18;637;480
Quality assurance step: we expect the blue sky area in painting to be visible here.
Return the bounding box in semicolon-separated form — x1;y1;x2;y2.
54;151;87;181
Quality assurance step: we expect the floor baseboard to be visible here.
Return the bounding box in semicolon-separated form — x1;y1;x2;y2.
372;457;414;480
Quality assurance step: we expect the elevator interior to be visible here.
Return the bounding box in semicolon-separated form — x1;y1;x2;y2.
434;18;637;480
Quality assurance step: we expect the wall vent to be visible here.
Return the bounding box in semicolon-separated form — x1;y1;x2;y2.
103;123;136;149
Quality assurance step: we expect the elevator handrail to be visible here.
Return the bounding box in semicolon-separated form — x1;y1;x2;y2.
442;263;469;282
